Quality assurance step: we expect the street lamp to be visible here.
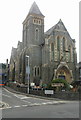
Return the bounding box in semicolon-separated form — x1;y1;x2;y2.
26;55;30;94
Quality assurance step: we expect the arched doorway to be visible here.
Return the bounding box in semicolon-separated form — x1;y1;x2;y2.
55;64;73;83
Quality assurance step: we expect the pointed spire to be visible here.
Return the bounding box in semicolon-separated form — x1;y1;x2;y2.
58;19;63;24
28;1;44;17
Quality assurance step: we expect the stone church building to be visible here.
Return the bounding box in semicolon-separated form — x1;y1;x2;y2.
9;2;77;86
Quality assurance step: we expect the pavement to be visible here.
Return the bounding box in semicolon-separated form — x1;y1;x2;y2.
0;101;8;108
0;102;3;108
0;86;73;109
1;86;79;118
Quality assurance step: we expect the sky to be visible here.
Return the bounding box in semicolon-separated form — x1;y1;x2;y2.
0;0;80;63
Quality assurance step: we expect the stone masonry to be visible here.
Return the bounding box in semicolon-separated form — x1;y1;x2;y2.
9;2;77;86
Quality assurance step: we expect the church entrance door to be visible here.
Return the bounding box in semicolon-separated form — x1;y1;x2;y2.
56;65;72;83
58;75;65;80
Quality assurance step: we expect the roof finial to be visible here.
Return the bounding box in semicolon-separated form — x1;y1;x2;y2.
59;19;62;22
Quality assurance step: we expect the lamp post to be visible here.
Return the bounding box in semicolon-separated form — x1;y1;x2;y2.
26;55;30;94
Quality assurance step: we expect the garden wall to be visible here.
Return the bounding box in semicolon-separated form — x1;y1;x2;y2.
6;82;79;100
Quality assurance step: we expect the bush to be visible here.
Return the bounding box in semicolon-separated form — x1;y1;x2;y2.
40;83;47;89
47;83;52;89
51;79;70;91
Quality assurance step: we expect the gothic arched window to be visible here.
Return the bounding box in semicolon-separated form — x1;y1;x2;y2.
68;45;71;51
63;37;66;51
51;43;54;51
37;67;40;76
35;67;36;76
68;45;71;61
50;43;54;61
19;55;22;74
35;28;39;41
57;36;60;51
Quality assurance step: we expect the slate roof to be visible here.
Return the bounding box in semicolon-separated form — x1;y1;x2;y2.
45;19;68;35
28;1;44;17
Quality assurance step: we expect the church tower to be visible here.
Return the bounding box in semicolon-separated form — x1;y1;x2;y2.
22;2;44;85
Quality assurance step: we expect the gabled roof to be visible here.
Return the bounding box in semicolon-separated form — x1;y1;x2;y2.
45;19;68;35
28;1;44;17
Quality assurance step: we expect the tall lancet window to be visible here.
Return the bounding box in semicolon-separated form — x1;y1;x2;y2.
51;43;54;60
37;67;40;76
35;28;39;41
35;67;37;76
63;37;66;51
51;43;54;51
57;36;60;51
68;45;71;61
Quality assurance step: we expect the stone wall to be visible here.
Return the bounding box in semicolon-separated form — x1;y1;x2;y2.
7;83;79;100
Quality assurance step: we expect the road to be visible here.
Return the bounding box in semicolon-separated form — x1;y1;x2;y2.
0;87;79;118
